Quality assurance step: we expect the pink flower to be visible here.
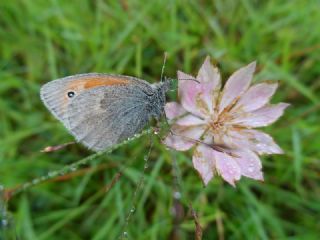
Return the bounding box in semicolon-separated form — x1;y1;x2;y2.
164;57;289;186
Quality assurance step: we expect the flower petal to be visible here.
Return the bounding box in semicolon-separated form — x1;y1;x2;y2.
225;129;284;155
175;114;206;126
178;58;221;118
197;56;221;113
163;125;205;151
232;150;264;180
214;151;241;186
244;129;283;154
233;82;278;112
231;103;290;127
165;102;186;120
219;62;256;113
193;144;215;185
178;71;205;118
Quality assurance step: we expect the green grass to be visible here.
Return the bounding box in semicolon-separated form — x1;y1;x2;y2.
1;0;320;239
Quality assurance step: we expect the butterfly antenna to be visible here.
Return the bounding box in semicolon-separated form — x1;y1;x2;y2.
178;78;200;83
160;52;168;82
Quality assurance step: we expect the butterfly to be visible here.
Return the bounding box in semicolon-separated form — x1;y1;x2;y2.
40;73;171;151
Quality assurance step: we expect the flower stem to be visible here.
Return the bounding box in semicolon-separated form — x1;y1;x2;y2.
7;128;153;198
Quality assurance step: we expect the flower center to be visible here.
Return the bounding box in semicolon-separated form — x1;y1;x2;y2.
209;120;223;131
208;111;232;135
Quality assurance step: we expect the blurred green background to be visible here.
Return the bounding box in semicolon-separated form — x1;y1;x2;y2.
0;0;320;239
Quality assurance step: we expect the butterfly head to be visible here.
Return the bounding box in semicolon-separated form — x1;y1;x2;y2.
150;78;173;120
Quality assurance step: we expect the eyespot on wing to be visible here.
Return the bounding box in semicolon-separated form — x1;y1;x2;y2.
40;74;131;126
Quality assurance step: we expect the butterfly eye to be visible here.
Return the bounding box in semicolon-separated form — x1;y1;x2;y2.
67;91;75;98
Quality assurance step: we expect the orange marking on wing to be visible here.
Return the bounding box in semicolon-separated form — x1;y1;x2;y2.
82;76;129;89
66;76;130;91
63;76;129;108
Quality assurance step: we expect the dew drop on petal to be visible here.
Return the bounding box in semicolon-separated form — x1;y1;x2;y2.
248;162;255;173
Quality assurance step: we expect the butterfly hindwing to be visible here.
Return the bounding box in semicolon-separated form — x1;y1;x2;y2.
67;85;151;151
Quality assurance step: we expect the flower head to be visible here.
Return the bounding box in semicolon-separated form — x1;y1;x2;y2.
164;57;289;186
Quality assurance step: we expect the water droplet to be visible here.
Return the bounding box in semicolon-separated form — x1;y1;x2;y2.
173;191;181;199
144;164;148;169
122;231;128;238
32;179;40;185
130;207;135;213
154;130;159;135
1;219;8;226
143;156;148;161
59;170;68;176
70;166;77;172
